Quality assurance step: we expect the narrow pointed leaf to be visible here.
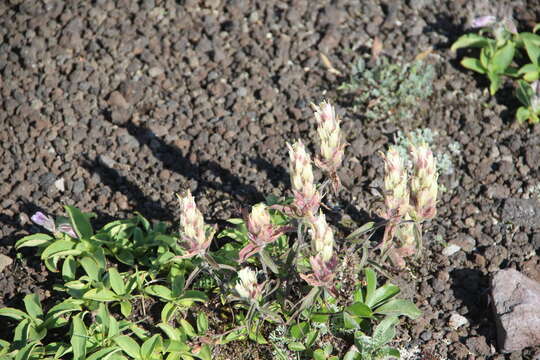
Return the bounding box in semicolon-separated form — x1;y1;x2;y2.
65;205;93;239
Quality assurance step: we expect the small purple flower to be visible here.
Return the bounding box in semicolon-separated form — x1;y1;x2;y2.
31;212;78;238
471;15;497;28
57;223;78;238
503;17;517;35
31;212;55;232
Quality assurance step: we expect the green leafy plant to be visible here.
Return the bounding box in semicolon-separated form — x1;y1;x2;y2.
516;79;540;123
451;16;540;123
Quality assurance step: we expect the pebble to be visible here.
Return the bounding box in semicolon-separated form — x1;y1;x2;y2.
448;313;469;329
108;91;130;109
72;179;85;194
442;243;461;256
0;254;13;273
149;67;164;77
54;177;65;192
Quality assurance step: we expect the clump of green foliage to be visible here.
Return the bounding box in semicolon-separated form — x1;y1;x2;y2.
339;57;435;122
452;16;540;123
2;102;435;360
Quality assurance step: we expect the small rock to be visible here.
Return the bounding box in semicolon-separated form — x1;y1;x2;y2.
449;313;469;329
108;91;130;109
149;67;164;77
466;336;492;356
442;243;461;256
98;155;116;168
54;178;65;192
72;179;85;194
491;269;540;352
0;254;13;273
502;198;540;227
451;235;476;252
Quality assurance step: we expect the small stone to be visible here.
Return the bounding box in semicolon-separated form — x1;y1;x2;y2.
149;67;164;77
236;87;247;97
108;91;130;109
54;178;65;192
0;254;13;273
73;179;85;194
448;313;469;329
502;198;540;227
466;336;492;356
442;243;461;256
491;269;540;352
98;155;116;168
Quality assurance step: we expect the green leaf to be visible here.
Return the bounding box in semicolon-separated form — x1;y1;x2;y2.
343;311;360;330
145;285;173;300
161;302;177;323
524;38;540;65
115;249;135;266
366;284;400;309
524;70;539;82
375;347;401;359
83;288;118;302
109;316;120;338
516;107;531;123
41;240;76;260
313;349;327;360
310;312;329;323
71;314;87;360
518;63;539;76
171;275;185;298
109;268;126;295
290;322;309;339
490;41;515;74
14;318;31;345
181;290;209;303
343;347;361;360
365;268;377;302
519;32;540;64
157;323;185;341
180;319;196;338
374;299;421;319
451;33;491;51
14;341;38;360
120;301;132;318
516;80;533;106
305;329;318;348
15;233;53;249
23;294;43;319
226;218;244;225
79;256;103;282
86;347;123;360
196;313;208;335
346;302;373;318
65;205;93;239
534;24;540;33
141;334;161;360
288;342;306;351
372;316;399;348
0;307;29;321
62;256;77;282
114;335;141;359
460;57;486;74
43;299;83;329
488;72;503;95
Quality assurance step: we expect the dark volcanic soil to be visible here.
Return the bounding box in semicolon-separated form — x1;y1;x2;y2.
2;0;540;359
